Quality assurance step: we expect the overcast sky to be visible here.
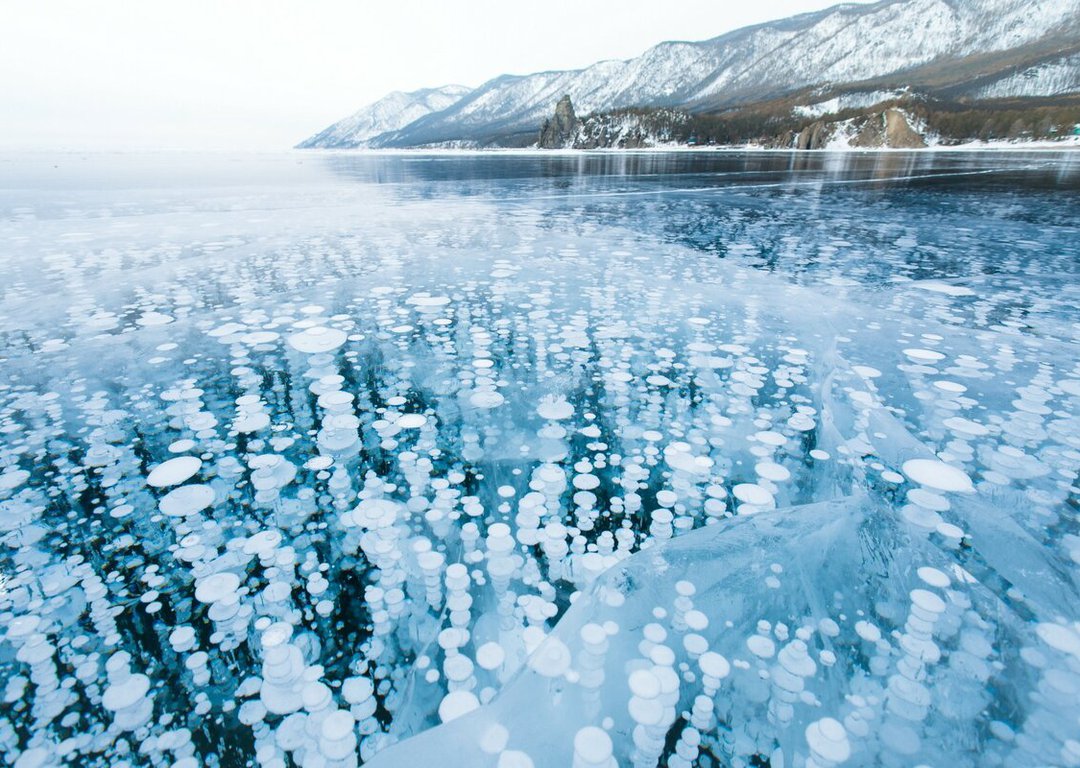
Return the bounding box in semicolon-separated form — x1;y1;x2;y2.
1;0;873;151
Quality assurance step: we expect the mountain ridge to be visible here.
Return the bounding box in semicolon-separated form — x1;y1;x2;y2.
299;0;1080;149
297;85;471;149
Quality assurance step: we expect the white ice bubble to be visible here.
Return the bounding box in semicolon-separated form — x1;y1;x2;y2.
477;642;506;671
470;390;505;409
158;484;215;517
747;635;776;658
942;417;989;437
901;459;974;493
194;572;241;604
288;326;347;354
574;726;614;765
537;395;574;421
805;717;851;764
146;456;202;488
903;348;946;363
498;751;535;768
910;588;946;614
699;652;730;680
0;469;30;491
917;567;951;588
137;311;174;326
528;636;572;678
753;430;786;447
732;483;775;507
1035;623;1080;655
755;462;791;482
1059;379;1080;396
438;690;479;723
629;669;661;698
102;673;150;711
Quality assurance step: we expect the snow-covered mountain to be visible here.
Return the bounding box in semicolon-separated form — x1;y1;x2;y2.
296;85;470;148
971;52;1080;99
300;0;1080;149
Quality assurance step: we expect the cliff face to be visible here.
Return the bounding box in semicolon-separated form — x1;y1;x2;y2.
796;109;927;149
538;99;692;149
574;110;690;149
882;109;926;148
537;98;934;150
538;96;578;148
534;91;1080;149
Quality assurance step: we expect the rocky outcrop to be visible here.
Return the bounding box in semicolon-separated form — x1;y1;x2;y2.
538;105;692;149
573;109;690;149
539;103;934;150
796;108;927;149
538;96;578;148
882;109;926;148
796;121;830;149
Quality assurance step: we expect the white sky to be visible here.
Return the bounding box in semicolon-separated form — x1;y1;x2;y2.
0;0;872;150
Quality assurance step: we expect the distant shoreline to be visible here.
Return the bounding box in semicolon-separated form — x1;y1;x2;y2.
4;143;1076;156
303;141;1080;155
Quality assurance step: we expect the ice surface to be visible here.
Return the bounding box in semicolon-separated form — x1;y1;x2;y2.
0;151;1078;767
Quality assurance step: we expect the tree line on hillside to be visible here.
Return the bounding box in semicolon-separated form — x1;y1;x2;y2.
565;98;1080;147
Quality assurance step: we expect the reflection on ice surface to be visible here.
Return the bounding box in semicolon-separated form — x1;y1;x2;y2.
0;151;1078;767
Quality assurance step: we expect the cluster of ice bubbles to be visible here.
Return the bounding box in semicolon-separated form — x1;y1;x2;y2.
1;183;1079;768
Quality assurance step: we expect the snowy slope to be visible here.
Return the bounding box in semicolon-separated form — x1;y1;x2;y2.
296;85;471;148
304;0;1080;148
972;52;1080;98
690;0;1080;102
793;90;909;118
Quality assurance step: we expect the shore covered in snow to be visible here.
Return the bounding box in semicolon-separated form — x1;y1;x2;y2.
303;138;1080;155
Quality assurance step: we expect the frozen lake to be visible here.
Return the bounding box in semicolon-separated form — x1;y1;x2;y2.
1;150;1079;768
